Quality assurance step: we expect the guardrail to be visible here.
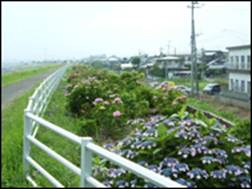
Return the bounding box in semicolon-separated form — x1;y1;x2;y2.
23;64;185;188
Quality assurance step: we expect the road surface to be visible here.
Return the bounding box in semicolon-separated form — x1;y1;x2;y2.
1;69;56;110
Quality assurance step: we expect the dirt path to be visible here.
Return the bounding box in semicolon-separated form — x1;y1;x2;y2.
1;69;56;110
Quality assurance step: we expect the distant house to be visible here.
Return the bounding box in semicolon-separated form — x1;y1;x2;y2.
226;44;250;97
106;55;121;69
155;56;190;79
120;63;134;70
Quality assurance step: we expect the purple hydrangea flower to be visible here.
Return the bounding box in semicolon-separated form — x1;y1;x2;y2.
93;97;103;105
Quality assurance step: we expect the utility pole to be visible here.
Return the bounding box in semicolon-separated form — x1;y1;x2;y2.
188;1;200;96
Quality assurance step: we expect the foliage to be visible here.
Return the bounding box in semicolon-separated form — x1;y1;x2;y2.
228;119;251;144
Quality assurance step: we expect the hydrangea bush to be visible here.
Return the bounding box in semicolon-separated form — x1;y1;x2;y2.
93;108;251;188
64;65;185;141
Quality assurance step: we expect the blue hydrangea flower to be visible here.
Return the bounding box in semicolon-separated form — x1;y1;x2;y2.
226;165;244;176
137;160;148;167
129;179;138;187
107;168;126;178
174;163;189;172
150;115;166;123
143;183;158;188
142;128;158;137
160;167;178;178
191;143;208;154
118;137;133;147
178;147;196;158
226;134;241;143
212;149;228;159
103;179;113;187
243;161;251;172
103;143;114;150
187;168;209;180
163;119;175;127
160;157;179;168
130;140;143;149
176;178;194;188
144;121;156;129
115;180;129;188
201;136;218;145
120;149;138;159
148;164;160;173
201;156;216;164
210;169;227;179
239;176;251;188
139;141;157;150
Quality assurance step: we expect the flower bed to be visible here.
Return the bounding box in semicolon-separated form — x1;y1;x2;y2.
94;108;251;188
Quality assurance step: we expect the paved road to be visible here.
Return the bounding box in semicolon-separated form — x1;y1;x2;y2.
1;69;56;110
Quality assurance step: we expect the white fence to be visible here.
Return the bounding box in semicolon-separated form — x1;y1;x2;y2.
23;64;185;188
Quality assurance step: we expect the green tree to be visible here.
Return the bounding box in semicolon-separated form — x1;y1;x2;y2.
131;56;141;70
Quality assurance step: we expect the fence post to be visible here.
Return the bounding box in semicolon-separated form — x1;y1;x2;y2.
23;109;33;179
80;137;93;187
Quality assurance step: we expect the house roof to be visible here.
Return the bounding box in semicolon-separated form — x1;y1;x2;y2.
226;44;250;50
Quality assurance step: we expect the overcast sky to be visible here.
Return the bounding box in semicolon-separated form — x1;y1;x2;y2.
2;1;251;63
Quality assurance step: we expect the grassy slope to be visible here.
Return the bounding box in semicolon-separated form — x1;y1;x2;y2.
1;89;34;187
2;64;62;87
187;97;250;124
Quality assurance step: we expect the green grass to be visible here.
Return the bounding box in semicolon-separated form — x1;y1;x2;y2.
187;97;250;124
1;88;35;187
2;64;62;87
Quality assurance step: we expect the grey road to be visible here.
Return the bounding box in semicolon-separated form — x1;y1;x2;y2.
1;69;56;110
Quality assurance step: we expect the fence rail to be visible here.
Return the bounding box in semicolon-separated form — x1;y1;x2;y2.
23;64;185;188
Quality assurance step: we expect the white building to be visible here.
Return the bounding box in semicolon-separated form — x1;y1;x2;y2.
226;44;250;96
155;56;189;79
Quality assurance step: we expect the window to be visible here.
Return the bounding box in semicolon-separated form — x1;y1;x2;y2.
230;56;234;68
235;56;239;69
241;56;245;69
230;79;234;91
248;81;251;96
235;79;239;92
248;55;251;70
241;80;245;92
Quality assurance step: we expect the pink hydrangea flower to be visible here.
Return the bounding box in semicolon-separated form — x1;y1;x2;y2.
113;110;121;117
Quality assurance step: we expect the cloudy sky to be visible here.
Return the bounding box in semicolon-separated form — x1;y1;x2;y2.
2;1;251;63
